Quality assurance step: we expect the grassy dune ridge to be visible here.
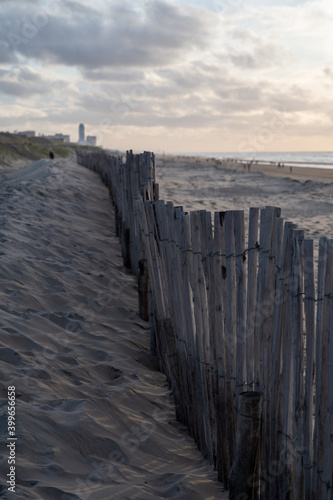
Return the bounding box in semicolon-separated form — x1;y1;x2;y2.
0;132;103;168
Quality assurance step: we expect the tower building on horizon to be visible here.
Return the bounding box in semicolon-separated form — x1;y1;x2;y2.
78;123;85;144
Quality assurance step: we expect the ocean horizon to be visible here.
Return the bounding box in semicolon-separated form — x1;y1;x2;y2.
175;151;333;169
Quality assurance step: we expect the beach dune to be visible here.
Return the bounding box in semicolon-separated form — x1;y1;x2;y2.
0;158;225;499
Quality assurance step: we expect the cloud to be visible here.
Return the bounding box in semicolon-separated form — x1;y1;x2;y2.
323;67;333;80
0;0;332;151
68;59;332;134
221;27;289;70
228;44;282;70
0;66;73;98
81;69;146;82
0;0;215;69
0;103;47;120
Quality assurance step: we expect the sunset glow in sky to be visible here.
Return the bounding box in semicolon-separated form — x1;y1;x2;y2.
0;0;332;152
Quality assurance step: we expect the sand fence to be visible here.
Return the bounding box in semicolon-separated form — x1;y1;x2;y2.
77;150;333;500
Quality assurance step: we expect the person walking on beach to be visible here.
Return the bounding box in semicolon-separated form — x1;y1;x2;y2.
49;150;54;160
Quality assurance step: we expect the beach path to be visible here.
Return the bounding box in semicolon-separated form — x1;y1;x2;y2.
0;158;226;499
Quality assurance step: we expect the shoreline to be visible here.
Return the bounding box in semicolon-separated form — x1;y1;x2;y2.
158;153;333;184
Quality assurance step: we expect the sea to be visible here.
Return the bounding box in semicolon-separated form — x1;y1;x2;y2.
181;151;333;169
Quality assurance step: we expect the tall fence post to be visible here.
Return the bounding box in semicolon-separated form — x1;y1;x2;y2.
229;391;263;500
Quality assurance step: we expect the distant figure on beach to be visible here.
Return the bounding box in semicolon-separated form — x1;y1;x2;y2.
49;150;54;160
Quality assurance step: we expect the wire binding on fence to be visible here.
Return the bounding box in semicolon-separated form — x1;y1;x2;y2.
142;227;330;303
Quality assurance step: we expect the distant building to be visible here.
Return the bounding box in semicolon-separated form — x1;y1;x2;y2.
78;123;85;144
17;131;36;137
86;136;97;146
47;133;70;143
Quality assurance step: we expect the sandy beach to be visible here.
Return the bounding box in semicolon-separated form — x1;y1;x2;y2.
163;154;333;184
157;155;333;245
0;158;225;499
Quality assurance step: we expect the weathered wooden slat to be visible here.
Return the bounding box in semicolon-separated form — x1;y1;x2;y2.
234;210;246;398
190;210;212;461
303;239;315;498
269;221;293;499
246;207;260;388
292;229;305;499
322;244;333;498
179;211;199;444
312;238;330;499
224;211;237;464
213;211;228;486
166;203;188;424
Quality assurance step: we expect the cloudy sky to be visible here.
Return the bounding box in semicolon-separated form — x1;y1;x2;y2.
0;0;332;153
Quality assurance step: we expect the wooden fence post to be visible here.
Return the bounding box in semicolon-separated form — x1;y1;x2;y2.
225;211;237;465
213;211;229;487
138;259;149;321
303;239;315;497
190;210;213;461
122;227;131;269
246;207;259;389
229;391;263;500
312;238;333;498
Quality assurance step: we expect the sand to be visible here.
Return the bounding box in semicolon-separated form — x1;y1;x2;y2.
0;158;225;499
156;155;333;245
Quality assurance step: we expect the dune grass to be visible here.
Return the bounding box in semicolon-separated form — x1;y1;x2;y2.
0;132;103;167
